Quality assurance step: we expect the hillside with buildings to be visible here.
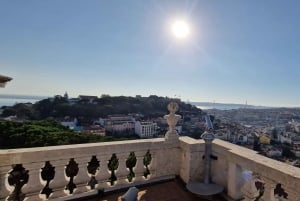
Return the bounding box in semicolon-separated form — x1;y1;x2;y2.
0;94;206;146
208;108;300;167
2;93;300;166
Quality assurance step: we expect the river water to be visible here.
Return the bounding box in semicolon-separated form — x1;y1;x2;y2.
0;97;45;107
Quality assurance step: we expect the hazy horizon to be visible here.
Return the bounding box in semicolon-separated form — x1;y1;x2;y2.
1;93;299;108
1;1;300;107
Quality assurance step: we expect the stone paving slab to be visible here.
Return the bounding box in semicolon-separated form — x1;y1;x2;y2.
85;180;225;201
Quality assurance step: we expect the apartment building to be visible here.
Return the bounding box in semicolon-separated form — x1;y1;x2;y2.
102;115;136;134
135;121;158;138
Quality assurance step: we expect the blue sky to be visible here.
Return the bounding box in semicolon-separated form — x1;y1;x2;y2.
1;0;300;107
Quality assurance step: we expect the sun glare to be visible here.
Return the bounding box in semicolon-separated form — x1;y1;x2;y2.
171;20;190;39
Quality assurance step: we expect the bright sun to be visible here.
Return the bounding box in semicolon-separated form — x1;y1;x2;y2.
171;20;190;39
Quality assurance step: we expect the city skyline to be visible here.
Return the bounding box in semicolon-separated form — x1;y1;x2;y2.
1;1;300;107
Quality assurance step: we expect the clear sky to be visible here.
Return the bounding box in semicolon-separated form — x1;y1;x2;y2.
1;0;300;107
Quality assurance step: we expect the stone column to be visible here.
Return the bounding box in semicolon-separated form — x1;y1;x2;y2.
164;102;181;142
22;162;45;201
48;160;68;199
144;150;155;179
95;154;112;189
260;178;276;201
179;148;191;183
227;162;242;200
273;183;298;201
133;153;145;182
73;157;90;194
116;154;128;186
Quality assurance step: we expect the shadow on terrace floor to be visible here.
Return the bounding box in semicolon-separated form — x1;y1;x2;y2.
86;180;226;201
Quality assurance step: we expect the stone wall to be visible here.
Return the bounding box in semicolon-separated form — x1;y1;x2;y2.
0;138;182;201
212;139;300;201
1;137;300;201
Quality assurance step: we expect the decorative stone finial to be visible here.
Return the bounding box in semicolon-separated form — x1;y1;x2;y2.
164;102;181;141
168;102;178;114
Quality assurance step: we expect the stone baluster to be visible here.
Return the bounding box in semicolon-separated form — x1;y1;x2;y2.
73;157;90;195
0;165;13;200
273;183;297;201
260;177;276;201
143;150;153;179
22;162;45;201
48;160;68;199
133;153;145;182
95;154;111;189
116;153;127;186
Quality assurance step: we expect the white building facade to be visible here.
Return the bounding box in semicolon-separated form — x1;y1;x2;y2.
61;117;78;129
103;115;136;134
135;121;158;138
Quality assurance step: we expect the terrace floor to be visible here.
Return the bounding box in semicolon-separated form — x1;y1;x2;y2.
86;180;226;201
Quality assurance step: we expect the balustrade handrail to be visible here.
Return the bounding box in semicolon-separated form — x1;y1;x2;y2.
1;137;300;201
0;138;164;166
213;139;300;180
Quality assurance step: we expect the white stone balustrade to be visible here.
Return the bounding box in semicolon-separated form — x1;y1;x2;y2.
0;137;300;201
211;139;300;201
0;138;180;201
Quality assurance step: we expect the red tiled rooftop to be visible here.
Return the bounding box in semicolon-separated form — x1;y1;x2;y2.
87;180;225;201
